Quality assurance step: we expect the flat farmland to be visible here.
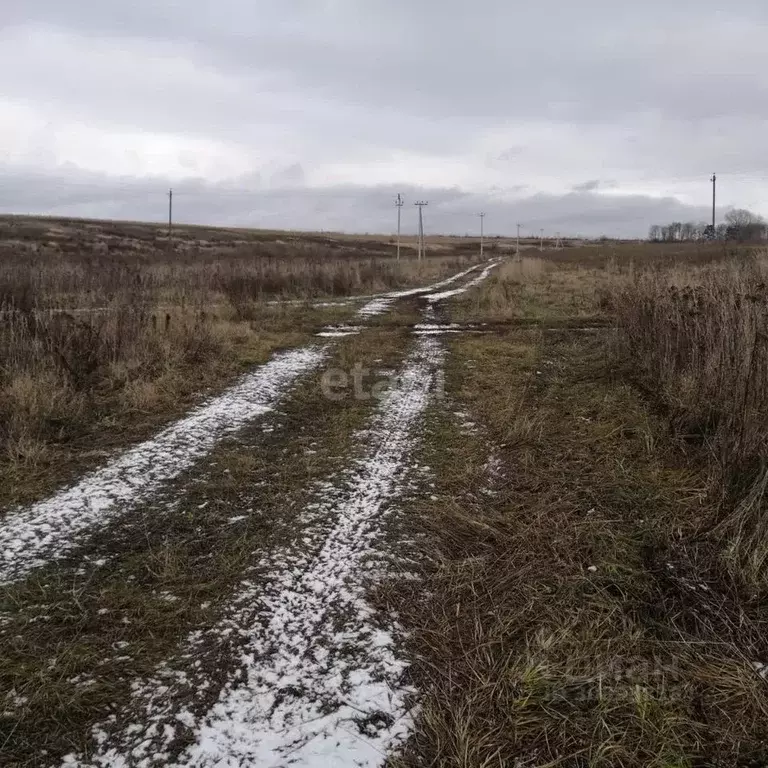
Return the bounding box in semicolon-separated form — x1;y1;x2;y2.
2;221;768;767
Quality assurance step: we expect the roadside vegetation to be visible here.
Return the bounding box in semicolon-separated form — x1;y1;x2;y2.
391;243;768;766
613;254;768;595
0;215;477;507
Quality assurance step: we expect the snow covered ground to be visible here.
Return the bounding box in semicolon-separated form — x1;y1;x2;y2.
0;347;327;585
356;262;484;317
424;260;500;302
315;324;364;337
65;335;445;768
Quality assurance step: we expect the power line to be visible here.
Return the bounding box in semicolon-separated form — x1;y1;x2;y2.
414;201;428;260
711;173;717;230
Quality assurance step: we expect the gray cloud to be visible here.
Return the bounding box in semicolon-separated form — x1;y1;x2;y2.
0;166;712;238
9;1;768;124
572;180;620;193
2;0;767;236
572;181;601;193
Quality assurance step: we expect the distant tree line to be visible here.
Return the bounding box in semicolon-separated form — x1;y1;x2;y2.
649;209;767;243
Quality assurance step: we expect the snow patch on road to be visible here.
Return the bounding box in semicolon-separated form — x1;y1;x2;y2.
357;297;396;317
66;336;444;768
424;260;501;302
357;262;484;317
316;325;364;337
413;323;485;335
0;346;327;585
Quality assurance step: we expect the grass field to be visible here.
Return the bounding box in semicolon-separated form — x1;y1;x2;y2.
2;220;768;767
0;215;479;508
392;243;768;766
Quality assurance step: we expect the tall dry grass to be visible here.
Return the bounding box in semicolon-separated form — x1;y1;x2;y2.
612;253;768;591
0;304;239;466
0;231;476;495
451;256;613;325
391;258;768;765
0;244;474;311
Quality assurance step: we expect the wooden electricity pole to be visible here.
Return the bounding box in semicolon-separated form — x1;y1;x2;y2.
395;193;404;261
415;201;428;260
168;188;173;248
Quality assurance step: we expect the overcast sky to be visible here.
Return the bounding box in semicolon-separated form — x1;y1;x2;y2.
3;0;768;237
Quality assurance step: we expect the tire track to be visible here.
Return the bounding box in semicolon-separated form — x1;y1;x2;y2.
423;260;501;302
64;335;445;768
0;346;326;585
357;261;484;317
0;262;488;587
4;258;498;765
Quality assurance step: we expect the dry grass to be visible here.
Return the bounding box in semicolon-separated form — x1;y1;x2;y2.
546;241;755;270
0;242;472;311
0;302;345;508
0;214;478;309
10;220;768;765
385;248;768;766
389;328;768;767
611;253;768;594
450;257;610;326
0;215;480;506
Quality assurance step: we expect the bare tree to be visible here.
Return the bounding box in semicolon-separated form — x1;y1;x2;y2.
647;216;764;243
724;208;766;242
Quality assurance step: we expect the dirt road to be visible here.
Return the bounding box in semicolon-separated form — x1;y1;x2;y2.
1;262;500;767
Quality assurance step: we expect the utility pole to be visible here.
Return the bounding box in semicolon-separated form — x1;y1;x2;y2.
516;223;521;259
478;212;485;259
711;173;717;233
540;228;544;252
395;193;404;261
415;201;428;260
168;188;173;249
